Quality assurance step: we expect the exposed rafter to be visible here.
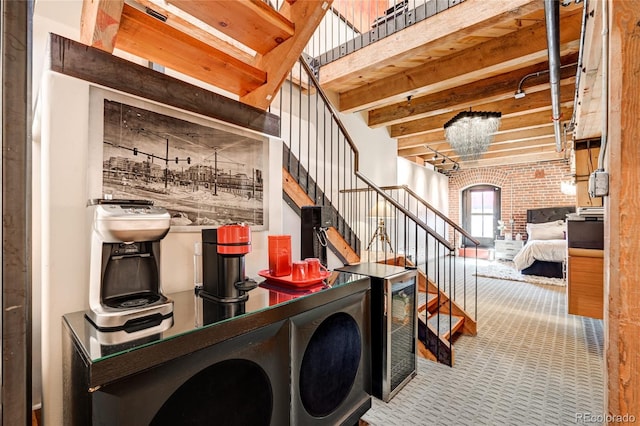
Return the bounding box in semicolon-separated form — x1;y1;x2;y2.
314;0;586;170
337;11;583;113
79;0;333;110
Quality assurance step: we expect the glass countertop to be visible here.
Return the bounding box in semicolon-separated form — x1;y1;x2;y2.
63;271;366;363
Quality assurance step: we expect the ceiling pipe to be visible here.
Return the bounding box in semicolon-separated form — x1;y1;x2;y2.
544;0;563;152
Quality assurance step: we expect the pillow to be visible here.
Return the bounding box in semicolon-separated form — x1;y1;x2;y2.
526;220;566;240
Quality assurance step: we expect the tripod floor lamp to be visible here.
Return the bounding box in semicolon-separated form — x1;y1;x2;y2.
366;200;395;252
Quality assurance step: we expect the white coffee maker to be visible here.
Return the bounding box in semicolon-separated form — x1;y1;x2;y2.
86;199;174;331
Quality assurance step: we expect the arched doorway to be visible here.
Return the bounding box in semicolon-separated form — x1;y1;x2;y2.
461;185;501;248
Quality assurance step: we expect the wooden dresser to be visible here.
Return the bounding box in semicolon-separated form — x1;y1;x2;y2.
567;248;604;319
567;219;604;319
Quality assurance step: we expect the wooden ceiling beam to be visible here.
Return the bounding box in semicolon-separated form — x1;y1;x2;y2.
319;0;544;91
114;4;267;96
490;105;574;133
368;56;578;128
80;0;125;52
441;136;558;159
430;151;567;170
167;0;294;55
573;0;603;141
390;83;575;138
134;0;256;64
396;106;573;150
338;11;583;113
397;123;555;150
402;126;558;154
240;0;333;110
425;143;561;169
462;144;561;160
401;132;560;158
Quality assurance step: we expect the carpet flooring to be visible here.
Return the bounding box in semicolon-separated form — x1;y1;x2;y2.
475;260;566;287
362;259;604;426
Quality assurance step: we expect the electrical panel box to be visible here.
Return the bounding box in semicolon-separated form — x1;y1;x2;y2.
574;139;603;207
588;171;609;198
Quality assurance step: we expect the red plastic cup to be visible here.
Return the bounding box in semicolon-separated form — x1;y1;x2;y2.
291;260;308;281
268;235;292;277
305;258;328;279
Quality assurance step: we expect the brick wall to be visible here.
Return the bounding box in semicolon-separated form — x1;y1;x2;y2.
447;159;575;240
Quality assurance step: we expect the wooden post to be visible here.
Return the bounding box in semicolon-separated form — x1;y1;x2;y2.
606;0;640;422
2;0;32;423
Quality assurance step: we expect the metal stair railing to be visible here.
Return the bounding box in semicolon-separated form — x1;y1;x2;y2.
384;184;479;320
270;56;478;365
343;184;480;322
303;0;466;68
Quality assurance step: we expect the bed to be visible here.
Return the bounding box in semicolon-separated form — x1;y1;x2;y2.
512;206;576;278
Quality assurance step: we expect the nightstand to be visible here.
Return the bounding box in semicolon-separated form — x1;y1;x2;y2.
494;239;524;261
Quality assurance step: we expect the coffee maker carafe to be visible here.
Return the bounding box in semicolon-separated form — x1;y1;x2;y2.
200;224;258;303
86;199;174;331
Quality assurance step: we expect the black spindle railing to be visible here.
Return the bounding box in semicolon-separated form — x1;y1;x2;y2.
268;56;479;365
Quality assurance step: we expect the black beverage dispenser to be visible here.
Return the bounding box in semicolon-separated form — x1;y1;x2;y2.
200;224;257;303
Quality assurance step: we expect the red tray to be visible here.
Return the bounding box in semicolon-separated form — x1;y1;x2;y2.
258;269;331;288
259;280;327;295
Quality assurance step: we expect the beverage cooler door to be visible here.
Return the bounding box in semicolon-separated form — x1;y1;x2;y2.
384;269;417;402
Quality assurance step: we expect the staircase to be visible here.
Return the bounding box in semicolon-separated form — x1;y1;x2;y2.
77;0;480;366
417;274;471;366
79;0;330;111
271;55;480;365
380;253;476;366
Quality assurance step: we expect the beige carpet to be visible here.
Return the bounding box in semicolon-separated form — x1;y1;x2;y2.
474;260;566;287
362;258;603;426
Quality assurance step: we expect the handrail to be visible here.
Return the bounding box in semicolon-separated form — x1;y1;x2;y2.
298;58;454;251
341;184;481;246
275;51;478;366
388;185;480;246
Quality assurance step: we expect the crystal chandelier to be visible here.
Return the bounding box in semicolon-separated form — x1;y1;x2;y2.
444;110;502;160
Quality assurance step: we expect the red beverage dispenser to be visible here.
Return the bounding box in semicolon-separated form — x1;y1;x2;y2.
268;235;292;277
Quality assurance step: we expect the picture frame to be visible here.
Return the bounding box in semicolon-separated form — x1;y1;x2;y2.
88;87;270;231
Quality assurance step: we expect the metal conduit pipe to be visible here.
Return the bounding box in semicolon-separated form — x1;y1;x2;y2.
544;0;563;152
597;0;609;170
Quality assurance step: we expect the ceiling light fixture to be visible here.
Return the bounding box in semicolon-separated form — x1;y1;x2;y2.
423;145;461;172
444;110;501;160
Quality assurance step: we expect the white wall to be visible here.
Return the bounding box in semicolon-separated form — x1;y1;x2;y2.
340;110;398;187
35;72;283;425
397;156;448;213
31;3;411;422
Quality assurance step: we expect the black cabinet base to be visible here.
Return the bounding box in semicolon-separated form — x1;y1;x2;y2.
63;280;372;425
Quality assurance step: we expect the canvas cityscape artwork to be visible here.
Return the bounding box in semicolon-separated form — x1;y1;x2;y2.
101;99;267;228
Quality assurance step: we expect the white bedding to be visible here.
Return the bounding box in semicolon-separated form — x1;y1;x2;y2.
512;239;567;271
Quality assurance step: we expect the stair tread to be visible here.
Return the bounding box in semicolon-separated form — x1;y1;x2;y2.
427;292;438;305
419;312;464;339
168;0;294;56
418;292;439;311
